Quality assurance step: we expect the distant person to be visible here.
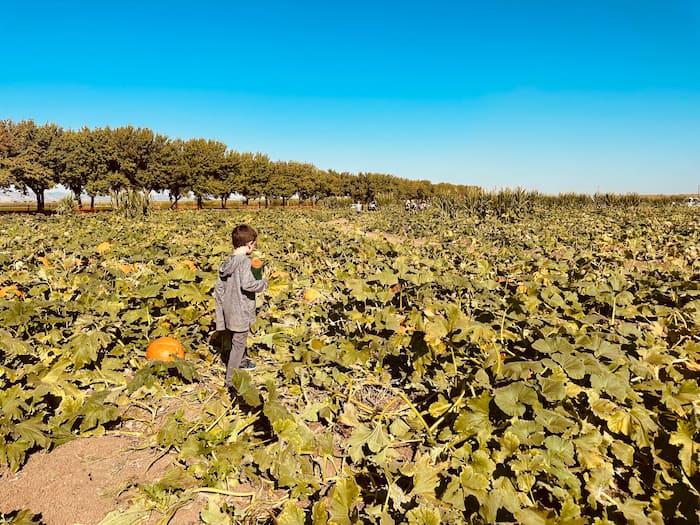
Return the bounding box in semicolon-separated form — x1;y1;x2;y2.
214;224;268;386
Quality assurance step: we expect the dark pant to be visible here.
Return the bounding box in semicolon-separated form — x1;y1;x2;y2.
220;330;249;387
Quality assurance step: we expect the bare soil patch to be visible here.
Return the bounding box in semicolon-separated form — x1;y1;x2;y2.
0;434;201;525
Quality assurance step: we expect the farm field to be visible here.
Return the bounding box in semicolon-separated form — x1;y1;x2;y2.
0;204;698;524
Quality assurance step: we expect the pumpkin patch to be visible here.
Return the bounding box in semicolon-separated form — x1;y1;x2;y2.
0;205;698;524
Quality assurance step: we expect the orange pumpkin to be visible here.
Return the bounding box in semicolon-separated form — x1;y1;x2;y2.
146;336;185;362
251;258;264;279
303;288;320;303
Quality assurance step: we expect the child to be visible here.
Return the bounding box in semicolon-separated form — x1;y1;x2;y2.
214;224;268;386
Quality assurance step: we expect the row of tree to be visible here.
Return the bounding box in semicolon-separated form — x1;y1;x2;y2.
0;119;477;211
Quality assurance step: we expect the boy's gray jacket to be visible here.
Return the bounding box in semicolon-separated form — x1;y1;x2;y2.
214;254;268;332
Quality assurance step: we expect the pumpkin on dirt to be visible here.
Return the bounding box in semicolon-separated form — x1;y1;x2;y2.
146;336;185;362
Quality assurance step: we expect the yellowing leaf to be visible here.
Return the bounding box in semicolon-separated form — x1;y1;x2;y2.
494;383;539;417
669;420;698;476
607;409;632;436
327;475;361;525
277;501;306;525
409;453;448;503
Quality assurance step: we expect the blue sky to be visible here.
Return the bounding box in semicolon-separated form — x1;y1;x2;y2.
2;1;699;194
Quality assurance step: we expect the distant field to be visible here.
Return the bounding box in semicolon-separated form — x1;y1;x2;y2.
0;199;317;213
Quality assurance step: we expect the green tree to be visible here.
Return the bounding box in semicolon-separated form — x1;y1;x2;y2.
50;127;106;208
238;152;270;206
315;169;342;203
0;120;62;211
268;160;296;206
80;127;113;206
214;150;245;208
93;126;157;195
153;139;190;208
349;172;373;203
181;138;227;209
139;133;174;193
292;162;319;205
0;121;12;189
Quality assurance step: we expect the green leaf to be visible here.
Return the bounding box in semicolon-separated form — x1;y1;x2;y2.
543;435;575;466
409;454;447;503
494;383;539;417
1;509;44;524
376;268;399;286
460;463;490;493
311;499;329;525
550;352;586;380
157;411;188;449
0;328;32;357
538;374;566;402
344;278;373;302
14;418;51;448
669;420;698;476
327;475;361;525
423;316;449;351
610;439;635;466
134;284;163;298
541;285;567;309
406;504;441;525
97;501;152;525
618;498;663;525
512;507;556;525
428;394;451;418
532;337;573;355
346;424;372;462
69;329;111;368
264;399;293;428
662;380;700;416
590;368;630;402
230;370;262;407
277;500;306;525
79;391;120;432
535;408;576;434
0;385;29;420
454;392;493;440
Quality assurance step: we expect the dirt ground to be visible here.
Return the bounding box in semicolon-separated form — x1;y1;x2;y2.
0;434;203;525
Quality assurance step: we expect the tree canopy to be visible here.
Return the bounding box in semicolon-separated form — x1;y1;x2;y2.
0;119;479;209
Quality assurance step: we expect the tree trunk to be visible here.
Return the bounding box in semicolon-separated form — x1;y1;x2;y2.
169;194;180;210
35;190;45;212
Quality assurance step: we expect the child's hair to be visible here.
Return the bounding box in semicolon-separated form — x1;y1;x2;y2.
231;224;258;248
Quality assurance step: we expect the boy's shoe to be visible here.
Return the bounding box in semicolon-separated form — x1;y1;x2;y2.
241;361;256;370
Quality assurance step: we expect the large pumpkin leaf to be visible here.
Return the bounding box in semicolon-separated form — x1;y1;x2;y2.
494;383;539;417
